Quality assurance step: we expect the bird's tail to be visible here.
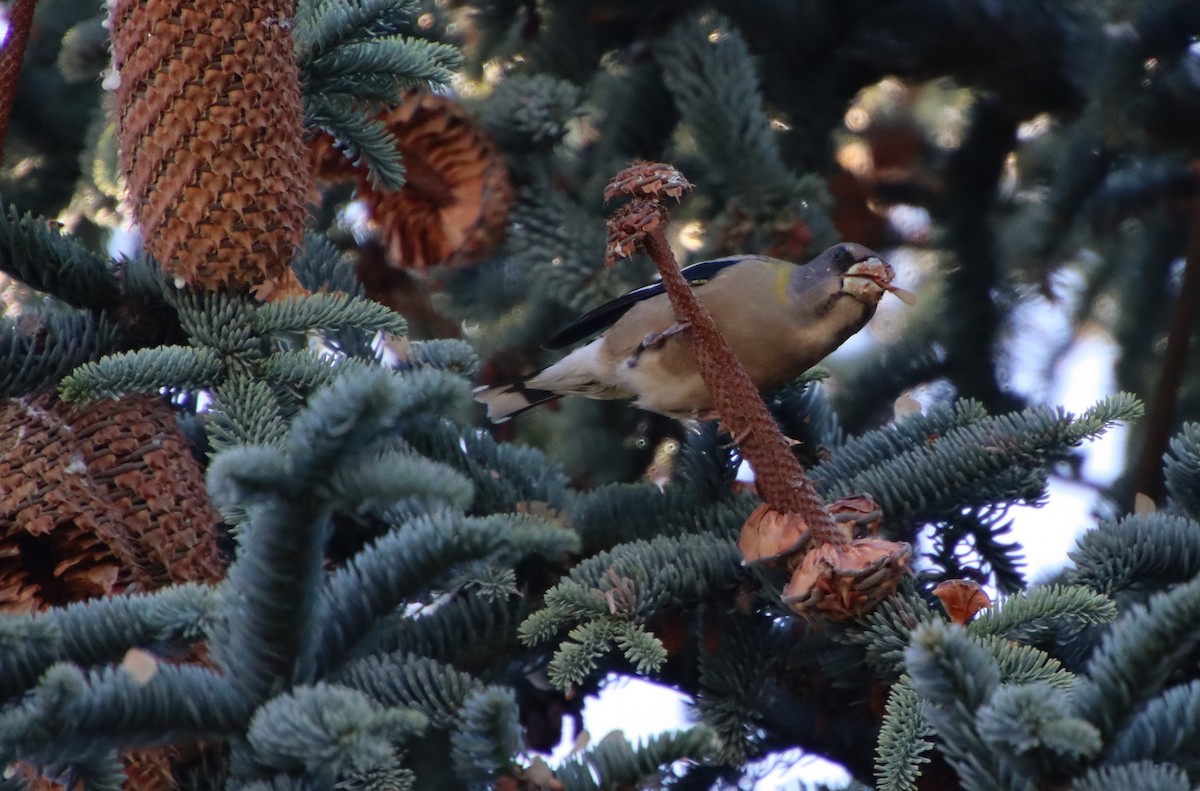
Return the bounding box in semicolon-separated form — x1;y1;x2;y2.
473;379;561;423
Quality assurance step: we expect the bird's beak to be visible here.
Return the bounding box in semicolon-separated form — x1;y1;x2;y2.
843;257;917;306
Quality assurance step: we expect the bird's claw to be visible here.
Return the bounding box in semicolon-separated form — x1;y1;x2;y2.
627;321;692;368
718;425;801;450
723;426;751;448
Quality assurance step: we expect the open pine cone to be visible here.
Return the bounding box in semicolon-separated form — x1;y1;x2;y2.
311;90;513;272
782;538;912;621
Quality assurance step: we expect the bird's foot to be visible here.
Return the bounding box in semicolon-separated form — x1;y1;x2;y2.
718;423;802;450
723;427;752;448
627;321;692;368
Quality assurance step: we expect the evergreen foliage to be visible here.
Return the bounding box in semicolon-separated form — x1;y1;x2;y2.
554;727;717;791
874;678;933;791
0;311;122;398
694;613;787;765
0;204;119;309
1165;422;1200;519
296;0;461;189
4;0;1200;788
654;13;803;215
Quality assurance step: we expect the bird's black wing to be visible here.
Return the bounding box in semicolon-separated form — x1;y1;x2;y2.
542;257;745;349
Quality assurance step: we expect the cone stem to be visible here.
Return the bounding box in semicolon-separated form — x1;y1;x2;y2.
639;227;839;540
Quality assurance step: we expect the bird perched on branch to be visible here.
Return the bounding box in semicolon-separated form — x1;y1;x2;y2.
474;243;909;422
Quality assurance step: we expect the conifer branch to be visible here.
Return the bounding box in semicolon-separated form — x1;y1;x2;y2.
296;0;460;187
307;95;408;191
403;419;573;514
0;205;120;309
260;349;376;394
510;184;619;311
254;292;408;337
291;231;363;296
809;400;991;492
573;481;752;555
334;652;485;729
521;532;742;689
207;376;292;451
324;445;475;513
244;684;427;780
348;593;523;672
1068;761;1192;791
820;396;1143;535
0;584;216;700
208;372;427;699
0;312;123;399
875;677;934;791
1108;679;1200;768
906;622;1035;791
975;682;1102;763
0;664;250;766
171;291;259;354
403;339;481;377
449;686;522;784
1068;512;1200;595
315;509;578;675
1164;422;1200;520
967;586;1117;643
51;750;125;791
843;581;940;678
59;346;224;402
973;636;1075;691
656;13;797;211
480;75;582;151
295;0;417;58
695;614;782;764
555;728;717;791
1072;576;1200;742
305;37;460;101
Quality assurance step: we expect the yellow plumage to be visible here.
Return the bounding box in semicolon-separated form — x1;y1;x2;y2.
474;243;896;421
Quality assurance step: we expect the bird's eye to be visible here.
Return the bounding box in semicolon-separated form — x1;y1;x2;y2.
832;245;854;271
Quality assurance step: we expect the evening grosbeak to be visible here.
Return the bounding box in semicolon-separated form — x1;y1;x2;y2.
474;243;902;422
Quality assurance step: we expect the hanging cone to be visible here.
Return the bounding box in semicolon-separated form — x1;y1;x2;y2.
110;0;313;296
